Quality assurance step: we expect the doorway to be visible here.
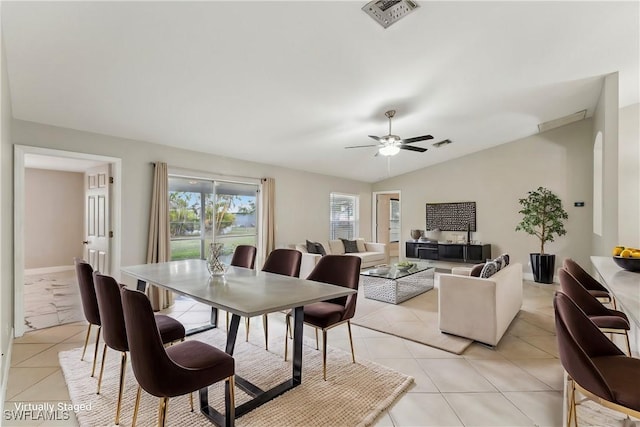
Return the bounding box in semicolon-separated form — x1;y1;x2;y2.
373;191;401;259
14;146;122;337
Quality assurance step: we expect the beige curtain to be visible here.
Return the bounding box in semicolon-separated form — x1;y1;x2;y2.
146;162;174;310
260;178;276;265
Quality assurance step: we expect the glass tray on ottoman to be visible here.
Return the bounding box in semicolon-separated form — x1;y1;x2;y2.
360;263;435;304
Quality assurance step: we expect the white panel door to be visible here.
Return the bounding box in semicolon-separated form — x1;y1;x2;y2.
84;165;111;274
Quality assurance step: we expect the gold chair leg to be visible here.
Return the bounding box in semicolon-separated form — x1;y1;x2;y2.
81;324;92;361
315;328;319;350
567;378;577;427
347;321;355;364
245;317;250;342
91;326;102;377
322;330;327;381
227;375;236;422
287;315;292;339
96;344;107;394
263;314;269;350
189;392;194;412
226;312;230;331
157;397;169;427
115;352;127;425
132;386;141;427
284;317;289;361
612;296;617;310
624;330;632;357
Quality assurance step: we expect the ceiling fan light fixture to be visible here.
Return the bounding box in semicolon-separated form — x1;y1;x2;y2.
379;145;400;156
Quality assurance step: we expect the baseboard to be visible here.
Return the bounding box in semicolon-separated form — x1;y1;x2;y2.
24;265;74;275
0;327;14;416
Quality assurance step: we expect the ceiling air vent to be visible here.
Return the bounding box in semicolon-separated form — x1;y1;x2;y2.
362;0;419;29
432;139;452;148
538;109;587;133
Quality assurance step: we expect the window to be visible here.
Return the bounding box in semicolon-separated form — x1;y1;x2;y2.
389;198;400;242
169;176;259;262
330;193;359;239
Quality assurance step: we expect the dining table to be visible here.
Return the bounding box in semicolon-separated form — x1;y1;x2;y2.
121;259;356;426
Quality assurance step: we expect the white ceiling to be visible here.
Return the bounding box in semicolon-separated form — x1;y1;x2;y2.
3;1;639;183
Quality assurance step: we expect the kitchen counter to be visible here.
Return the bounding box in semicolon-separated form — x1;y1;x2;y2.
591;256;640;328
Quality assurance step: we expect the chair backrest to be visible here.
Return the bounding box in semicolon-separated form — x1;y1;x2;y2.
230;245;257;269
262;249;302;277
558;268;610;316
121;287;182;397
553;291;622;402
563;258;608;293
74;258;101;326
93;273;128;352
307;255;361;320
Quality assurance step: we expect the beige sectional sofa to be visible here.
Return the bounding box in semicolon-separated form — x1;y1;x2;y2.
293;239;388;278
438;262;523;346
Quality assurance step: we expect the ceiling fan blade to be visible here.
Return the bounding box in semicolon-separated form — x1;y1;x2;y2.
400;145;428;153
368;135;382;142
345;144;379;149
401;135;434;144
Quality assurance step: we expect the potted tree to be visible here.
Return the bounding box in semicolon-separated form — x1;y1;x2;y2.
515;187;568;284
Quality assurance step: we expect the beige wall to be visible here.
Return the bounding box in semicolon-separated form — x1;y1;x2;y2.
24;169;84;269
1;24;13;381
373;120;594;279
10;119;373;286
618;103;640;246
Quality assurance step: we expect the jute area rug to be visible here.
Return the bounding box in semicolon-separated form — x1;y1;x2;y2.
59;329;413;427
352;285;473;355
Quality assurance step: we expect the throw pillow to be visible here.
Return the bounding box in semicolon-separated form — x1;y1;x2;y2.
355;238;367;253
305;240;326;256
500;253;510;266
340;238;359;253
492;256;504;271
470;263;485;277
480;261;498;279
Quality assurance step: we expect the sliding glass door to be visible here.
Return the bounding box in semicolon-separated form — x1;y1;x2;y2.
169;176;259;263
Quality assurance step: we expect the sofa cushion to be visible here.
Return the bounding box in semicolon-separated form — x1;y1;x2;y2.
480;261;498;278
305;240;326;256
354;251;386;265
340;238;359;253
470;263;485;277
328;240;346;255
355;238;367;253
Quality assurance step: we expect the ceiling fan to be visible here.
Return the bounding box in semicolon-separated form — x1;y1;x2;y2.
345;110;433;156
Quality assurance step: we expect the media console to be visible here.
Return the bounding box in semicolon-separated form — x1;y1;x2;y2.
406;241;491;263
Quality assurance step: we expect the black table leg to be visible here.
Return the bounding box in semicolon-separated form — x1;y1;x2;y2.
199;308;304;424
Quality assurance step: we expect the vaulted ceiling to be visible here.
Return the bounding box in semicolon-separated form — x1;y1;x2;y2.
2;1;638;182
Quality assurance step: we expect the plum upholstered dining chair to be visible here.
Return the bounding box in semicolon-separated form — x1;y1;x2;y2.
563;258;616;308
74;258;102;377
93;273;186;425
553;291;640;426
230;245;257;269
558;268;631;356
226;245;258;330
121;287;236;427
245;248;303;350
284;254;361;380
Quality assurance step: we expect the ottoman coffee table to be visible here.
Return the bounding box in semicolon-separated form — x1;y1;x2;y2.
360;262;435;304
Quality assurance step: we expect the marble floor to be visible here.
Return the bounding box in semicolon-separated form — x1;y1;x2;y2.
23;270;84;331
4;280;636;426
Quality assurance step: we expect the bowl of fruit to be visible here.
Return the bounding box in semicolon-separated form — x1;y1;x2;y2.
612;246;640;272
395;261;415;271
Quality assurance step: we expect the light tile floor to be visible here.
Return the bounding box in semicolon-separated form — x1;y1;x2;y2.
3;280;632;426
